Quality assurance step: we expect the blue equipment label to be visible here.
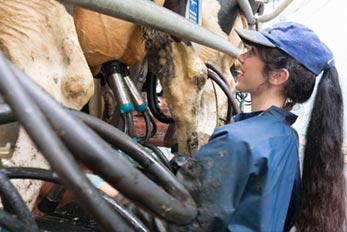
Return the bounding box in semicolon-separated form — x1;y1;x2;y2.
186;0;201;25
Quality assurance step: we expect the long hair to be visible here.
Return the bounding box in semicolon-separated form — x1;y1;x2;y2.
256;44;346;231
297;67;345;232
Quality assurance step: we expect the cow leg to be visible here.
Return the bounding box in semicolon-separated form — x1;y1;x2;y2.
7;129;49;210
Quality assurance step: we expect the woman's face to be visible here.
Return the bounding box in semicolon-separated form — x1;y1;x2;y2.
235;46;268;95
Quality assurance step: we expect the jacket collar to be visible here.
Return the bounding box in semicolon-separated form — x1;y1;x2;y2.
233;106;297;125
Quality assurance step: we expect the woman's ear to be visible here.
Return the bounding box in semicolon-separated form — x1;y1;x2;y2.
269;68;289;86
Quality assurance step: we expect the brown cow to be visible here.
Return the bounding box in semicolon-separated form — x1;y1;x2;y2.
73;0;251;155
73;0;165;71
142;0;250;155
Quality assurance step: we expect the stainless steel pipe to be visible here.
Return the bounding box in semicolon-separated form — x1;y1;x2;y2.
60;0;242;57
256;0;294;23
237;0;256;26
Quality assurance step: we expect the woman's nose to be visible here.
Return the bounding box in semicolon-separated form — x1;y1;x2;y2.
237;53;244;64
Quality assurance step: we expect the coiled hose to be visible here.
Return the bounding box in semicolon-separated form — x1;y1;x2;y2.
0;54;197;227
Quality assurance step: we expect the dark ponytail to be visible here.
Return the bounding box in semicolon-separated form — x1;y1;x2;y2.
256;44;346;231
296;66;346;232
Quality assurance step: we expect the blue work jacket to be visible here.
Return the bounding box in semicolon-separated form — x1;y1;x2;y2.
175;106;300;232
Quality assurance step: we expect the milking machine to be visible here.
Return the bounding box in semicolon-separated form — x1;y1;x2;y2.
101;60;171;171
0;53;197;231
103;61;135;137
116;61;173;168
122;66;155;142
102;61;158;142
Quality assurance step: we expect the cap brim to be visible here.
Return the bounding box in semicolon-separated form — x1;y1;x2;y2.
235;28;276;47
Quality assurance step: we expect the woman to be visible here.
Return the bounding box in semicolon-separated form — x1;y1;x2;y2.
170;22;345;232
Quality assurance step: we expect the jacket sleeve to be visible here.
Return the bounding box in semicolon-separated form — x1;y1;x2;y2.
172;126;259;232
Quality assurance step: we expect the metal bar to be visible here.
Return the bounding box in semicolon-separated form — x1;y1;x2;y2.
59;0;242;57
237;0;256;26
256;0;294;23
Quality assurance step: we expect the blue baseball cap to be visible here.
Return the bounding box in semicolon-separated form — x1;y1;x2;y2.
236;22;334;75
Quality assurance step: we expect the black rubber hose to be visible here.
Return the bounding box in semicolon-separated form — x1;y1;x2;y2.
207;70;241;119
0;166;149;232
0;103;16;124
0;208;27;232
205;63;239;123
140;142;172;172
0;54;134;232
120;111;128;134
66;109;196;224
139;110;151;143
0;167;64;214
10;59;196;225
69;109;174;177
124;111;135;138
0;103;154;144
138;110;157;143
101;192;150;232
146;70;174;124
0;105;171;175
147;110;157;138
0;103;171;185
0;171;38;231
0;167;61;184
207;69;232;124
205;62;230;85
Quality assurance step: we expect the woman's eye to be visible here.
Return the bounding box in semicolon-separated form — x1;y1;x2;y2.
245;47;255;55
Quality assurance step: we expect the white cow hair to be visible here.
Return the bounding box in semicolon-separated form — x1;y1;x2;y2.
0;0;94;210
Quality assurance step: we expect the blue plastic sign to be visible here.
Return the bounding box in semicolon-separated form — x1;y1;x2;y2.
186;0;201;25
